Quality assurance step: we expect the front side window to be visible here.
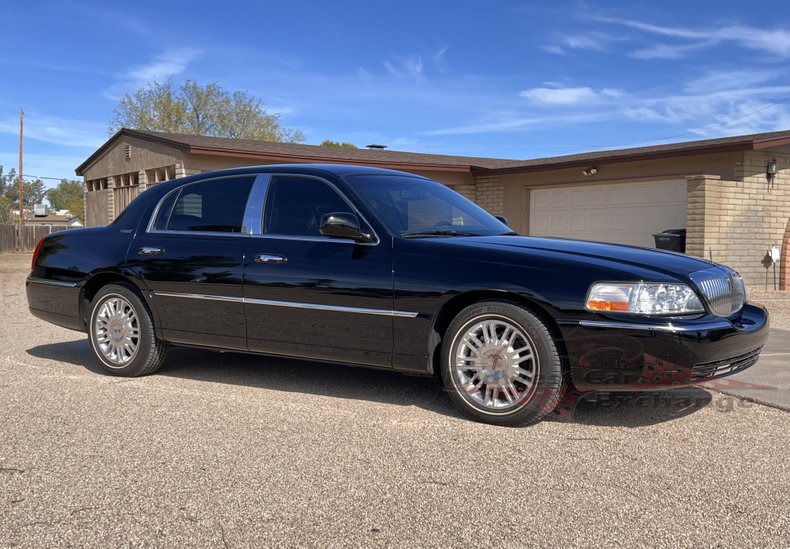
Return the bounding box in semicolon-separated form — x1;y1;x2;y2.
347;174;510;237
153;177;255;233
263;176;351;237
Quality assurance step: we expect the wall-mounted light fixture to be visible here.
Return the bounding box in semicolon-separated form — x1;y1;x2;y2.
767;158;778;190
582;166;598;176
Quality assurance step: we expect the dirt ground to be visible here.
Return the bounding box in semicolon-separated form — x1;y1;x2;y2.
1;253;788;547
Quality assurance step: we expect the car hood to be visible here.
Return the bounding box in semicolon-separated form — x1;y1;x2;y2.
442;235;715;277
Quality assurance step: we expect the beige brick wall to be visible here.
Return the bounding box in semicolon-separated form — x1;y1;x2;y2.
686;151;790;289
474;175;504;215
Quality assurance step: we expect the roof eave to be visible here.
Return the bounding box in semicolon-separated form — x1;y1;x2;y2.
476;141;757;176
75;128;190;176
187;146;475;173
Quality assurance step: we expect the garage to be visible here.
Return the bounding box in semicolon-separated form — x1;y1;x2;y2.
528;180;688;248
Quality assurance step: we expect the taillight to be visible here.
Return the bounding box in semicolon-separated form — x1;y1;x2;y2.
31;237;46;271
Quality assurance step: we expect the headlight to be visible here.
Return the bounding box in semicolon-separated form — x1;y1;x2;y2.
585;282;705;315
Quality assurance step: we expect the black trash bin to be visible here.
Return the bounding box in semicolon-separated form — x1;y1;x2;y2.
652;229;686;253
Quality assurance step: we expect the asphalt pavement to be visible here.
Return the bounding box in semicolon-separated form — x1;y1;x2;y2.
1;253;788;547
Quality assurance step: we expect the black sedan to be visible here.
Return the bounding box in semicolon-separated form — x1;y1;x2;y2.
27;165;768;425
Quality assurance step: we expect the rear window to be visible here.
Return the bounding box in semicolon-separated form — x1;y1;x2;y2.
153;177;255;233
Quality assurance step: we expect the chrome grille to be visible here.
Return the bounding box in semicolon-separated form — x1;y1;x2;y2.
692;347;762;381
689;267;745;317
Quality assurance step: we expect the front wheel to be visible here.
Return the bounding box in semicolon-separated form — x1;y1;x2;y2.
440;301;564;426
88;283;168;376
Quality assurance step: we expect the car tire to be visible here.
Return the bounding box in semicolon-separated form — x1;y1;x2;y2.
439;301;564;426
88;282;167;376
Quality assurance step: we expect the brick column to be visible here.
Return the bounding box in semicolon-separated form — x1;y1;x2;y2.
82;179;88;226
473;175;504;215
781;219;790;290
452;182;476;202
685;175;723;261
106;176;115;223
138;170;148;193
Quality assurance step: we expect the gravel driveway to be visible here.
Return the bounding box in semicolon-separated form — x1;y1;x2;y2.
1;253;788;547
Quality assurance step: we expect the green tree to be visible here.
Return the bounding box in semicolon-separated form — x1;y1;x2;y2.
0;196;11;223
110;79;304;143
47;179;84;219
320;140;358;149
0;166;46;209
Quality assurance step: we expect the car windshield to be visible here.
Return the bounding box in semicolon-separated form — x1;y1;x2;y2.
346;174;512;237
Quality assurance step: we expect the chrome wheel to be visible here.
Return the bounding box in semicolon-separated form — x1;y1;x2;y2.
450;315;540;413
92;294;140;367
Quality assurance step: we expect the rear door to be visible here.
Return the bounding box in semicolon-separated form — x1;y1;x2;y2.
129;175;256;350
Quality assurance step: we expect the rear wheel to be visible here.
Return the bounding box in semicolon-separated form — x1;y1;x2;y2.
88;283;167;376
440;301;564;426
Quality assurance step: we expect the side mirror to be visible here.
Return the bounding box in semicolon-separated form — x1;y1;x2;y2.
319;212;373;243
495;215;509;226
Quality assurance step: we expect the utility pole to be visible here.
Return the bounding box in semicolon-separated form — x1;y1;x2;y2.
17;108;24;251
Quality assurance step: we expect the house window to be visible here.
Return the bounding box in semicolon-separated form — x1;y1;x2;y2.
145;165;176;185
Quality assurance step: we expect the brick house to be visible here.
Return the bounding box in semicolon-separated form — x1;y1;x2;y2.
76;128;790;289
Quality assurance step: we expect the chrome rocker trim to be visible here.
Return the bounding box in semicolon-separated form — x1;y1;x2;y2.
577;319;733;333
26;277;79;288
152;291;419;318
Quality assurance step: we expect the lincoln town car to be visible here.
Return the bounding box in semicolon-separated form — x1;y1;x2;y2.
26;165;769;425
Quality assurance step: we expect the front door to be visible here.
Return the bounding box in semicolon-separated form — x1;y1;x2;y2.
129;175;256;350
243;174;394;367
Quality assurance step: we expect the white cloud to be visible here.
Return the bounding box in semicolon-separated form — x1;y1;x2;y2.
431;74;790;138
541;32;625;55
520;86;623;105
384;55;424;82
125;48;202;84
0;151;91;182
425;112;612;135
104;47;203;100
684;69;784;93
629;40;717;60
593;16;790;58
0;114;105;149
541;45;566;55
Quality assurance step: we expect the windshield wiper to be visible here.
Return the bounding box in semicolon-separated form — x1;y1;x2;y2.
401;230;481;238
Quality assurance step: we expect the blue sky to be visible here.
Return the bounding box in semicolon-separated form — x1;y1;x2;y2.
3;0;790;186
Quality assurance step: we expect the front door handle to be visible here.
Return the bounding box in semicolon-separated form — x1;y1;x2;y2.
254;253;287;264
138;246;164;256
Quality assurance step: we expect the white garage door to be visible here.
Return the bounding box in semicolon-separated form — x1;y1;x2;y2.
529;180;687;248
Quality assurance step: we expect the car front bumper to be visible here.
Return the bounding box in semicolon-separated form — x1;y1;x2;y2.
559;303;769;392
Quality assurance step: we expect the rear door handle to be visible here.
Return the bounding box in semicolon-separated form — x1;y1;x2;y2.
138;246;164;256
254;253;287;264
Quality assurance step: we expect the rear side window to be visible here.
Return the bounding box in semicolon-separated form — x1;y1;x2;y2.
154;177;255;233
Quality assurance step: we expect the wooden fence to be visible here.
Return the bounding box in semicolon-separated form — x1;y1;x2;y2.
0;224;70;254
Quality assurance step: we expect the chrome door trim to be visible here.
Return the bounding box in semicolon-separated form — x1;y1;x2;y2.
152;291;418;318
146;174;259;235
578;319;732;333
153;291;245;304
244;297;418;317
26;276;79;288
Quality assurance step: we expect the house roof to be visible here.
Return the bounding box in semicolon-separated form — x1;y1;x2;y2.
483;129;790;174
75;128;525;175
76;128;790;177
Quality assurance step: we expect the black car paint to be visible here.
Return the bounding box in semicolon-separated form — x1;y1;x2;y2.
27;164;769;391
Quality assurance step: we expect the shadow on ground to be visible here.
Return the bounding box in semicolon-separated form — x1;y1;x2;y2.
27;340;713;427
